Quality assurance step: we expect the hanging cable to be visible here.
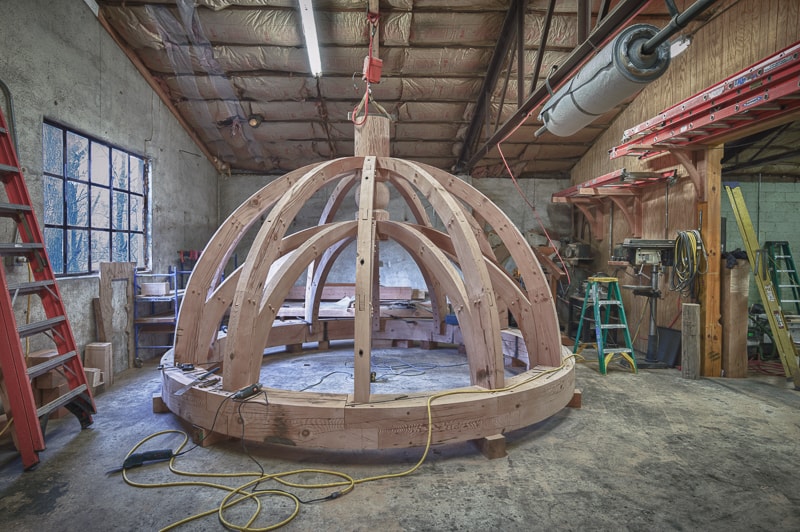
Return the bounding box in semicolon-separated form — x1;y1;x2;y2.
670;229;708;294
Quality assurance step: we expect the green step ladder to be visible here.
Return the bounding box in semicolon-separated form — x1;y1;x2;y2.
573;276;637;375
765;241;800;315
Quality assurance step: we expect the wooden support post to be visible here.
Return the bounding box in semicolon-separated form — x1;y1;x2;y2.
682;303;701;380
191;425;231;448
697;146;722;377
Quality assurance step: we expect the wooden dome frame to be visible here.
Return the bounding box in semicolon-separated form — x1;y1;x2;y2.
160;117;574;450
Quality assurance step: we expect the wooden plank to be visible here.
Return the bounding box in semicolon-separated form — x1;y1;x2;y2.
99;262;134;371
287;284;417;301
721;260;750;378
681;303;701;380
698;146;723;377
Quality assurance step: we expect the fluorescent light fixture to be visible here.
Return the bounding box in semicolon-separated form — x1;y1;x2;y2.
670;35;691;58
298;0;322;77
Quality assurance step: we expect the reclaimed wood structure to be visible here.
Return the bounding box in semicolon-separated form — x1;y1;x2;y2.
160;115;575;450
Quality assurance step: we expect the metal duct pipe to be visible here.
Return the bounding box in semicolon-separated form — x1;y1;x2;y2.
536;23;670;137
536;0;719;138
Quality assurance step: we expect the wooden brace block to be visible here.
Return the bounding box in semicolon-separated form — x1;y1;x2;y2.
317;340;330;350
286;343;304;353
420;340;439;350
567;389;582;409
152;392;170;413
392;339;411;348
474;434;507;459
191;426;231;448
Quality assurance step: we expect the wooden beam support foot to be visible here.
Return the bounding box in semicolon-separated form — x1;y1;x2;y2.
474;434;507;459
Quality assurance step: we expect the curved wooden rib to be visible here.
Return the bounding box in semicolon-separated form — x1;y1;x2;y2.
379;159;504;387
403;223;539;370
381;159;560;367
226;158;363;390
175;161;334;362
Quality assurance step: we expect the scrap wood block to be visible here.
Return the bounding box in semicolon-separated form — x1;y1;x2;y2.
152;392;170;413
474;434;507;459
85;342;114;386
84;368;104;392
41;384;70;419
26;348;59;367
567;388;582;409
34;370;67;389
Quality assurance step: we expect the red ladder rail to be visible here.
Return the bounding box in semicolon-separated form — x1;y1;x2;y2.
610;41;800;160
0;107;96;470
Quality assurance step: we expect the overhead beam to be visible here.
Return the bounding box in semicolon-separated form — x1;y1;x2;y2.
456;0;526;172
458;0;649;173
529;0;556;96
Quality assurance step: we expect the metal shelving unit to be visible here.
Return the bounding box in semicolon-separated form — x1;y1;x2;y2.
133;267;184;362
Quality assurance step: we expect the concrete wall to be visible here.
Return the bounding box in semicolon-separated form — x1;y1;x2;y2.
218;172;569;289
0;0;218;366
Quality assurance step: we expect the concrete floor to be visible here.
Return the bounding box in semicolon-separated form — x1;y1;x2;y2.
1;346;799;531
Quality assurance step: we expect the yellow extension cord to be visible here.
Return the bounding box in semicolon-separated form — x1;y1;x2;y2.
121;354;578;531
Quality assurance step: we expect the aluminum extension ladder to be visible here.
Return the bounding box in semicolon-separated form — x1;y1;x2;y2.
573;276;637;375
0;105;96;469
726;186;800;388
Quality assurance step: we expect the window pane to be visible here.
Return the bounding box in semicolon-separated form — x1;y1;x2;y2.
130;195;143;231
112;191;128;230
131;233;143;267
66;181;89;227
130;156;144;194
66;132;89;181
91;185;110;228
43;124;63;176
67;229;89;273
91;142;110;185
112;148;128;189
112;232;129;262
45;227;64;274
44;175;63;225
91;231;110;272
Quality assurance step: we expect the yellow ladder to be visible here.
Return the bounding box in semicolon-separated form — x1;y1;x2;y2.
726;186;800;388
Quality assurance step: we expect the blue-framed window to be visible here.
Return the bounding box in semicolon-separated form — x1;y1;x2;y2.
42;121;148;275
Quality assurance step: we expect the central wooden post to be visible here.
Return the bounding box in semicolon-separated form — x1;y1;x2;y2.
353;115;390;403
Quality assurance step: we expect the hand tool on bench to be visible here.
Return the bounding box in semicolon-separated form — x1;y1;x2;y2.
173;366;220;396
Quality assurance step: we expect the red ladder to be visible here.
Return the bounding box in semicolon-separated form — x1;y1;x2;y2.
0;107;95;470
610;41;800;160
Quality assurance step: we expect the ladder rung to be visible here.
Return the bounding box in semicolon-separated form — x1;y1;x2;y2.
597;300;623;305
26;350;79;379
781;299;800;303
18;315;66;338
0;162;20;175
8;279;56;296
600;323;628;329
602;348;633;354
36;384;88;419
0;202;32;218
0;126;7;135
0;242;43;256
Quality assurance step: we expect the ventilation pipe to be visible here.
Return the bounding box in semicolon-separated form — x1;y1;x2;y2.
536;0;718;137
